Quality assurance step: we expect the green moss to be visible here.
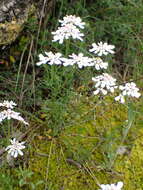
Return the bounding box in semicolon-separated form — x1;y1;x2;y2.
115;128;143;190
27;96;130;189
4;95;140;189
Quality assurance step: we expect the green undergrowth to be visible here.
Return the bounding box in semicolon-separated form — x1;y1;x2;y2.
115;128;143;190
25;95;142;190
0;95;142;190
0;0;143;190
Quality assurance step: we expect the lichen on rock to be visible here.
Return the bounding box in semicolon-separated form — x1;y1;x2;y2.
0;0;37;45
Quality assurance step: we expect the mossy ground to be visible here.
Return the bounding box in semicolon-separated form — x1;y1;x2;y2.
115;128;143;190
0;91;142;190
0;1;143;189
24;95;143;190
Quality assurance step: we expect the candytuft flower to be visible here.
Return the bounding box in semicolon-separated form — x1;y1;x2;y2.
52;24;84;44
93;57;108;70
59;15;85;29
36;52;64;66
89;42;115;56
93;88;108;95
99;181;123;190
52;15;85;44
69;53;93;68
0;109;29;125
92;73;117;95
5;138;26;158
115;94;125;104
0;100;16;109
119;82;141;98
61;58;75;66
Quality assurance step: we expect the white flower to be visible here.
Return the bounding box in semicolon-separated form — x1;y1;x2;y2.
92;73;117;95
52;23;84;44
119;82;141;98
36;52;64;66
69;53;93;68
61;58;75;66
115;94;125;104
99;181;123;190
93;57;108;70
62;54;108;69
36;54;49;66
89;42;115;56
93;88;108;95
5;138;26;158
0;111;7;122
59;15;85;29
0;100;16;109
0;109;29;125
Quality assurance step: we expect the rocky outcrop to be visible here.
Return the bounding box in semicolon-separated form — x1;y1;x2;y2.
0;0;53;45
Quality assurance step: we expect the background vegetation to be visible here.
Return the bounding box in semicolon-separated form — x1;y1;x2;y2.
0;0;143;189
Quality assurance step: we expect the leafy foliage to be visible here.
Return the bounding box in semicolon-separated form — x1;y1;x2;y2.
0;0;143;189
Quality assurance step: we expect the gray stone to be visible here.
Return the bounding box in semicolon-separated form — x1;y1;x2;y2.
0;0;53;45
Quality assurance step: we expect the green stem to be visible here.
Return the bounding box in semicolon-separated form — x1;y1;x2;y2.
65;40;70;57
7;120;11;142
110;101;136;169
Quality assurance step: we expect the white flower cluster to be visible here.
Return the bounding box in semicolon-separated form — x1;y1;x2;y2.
59;15;85;29
92;73;117;95
0;100;16;109
5;138;26;158
36;52;108;70
37;15;115;70
36;15;141;104
92;75;141;103
115;82;141;104
114;94;125;104
69;53;93;68
99;181;123;190
93;57;108;70
36;52;64;66
69;54;108;69
0;100;29;125
52;15;85;44
89;41;141;103
120;82;141;98
89;42;115;56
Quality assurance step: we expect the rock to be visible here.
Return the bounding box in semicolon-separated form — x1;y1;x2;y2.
0;0;53;45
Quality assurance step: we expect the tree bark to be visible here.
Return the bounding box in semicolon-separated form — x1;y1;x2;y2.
0;0;53;45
